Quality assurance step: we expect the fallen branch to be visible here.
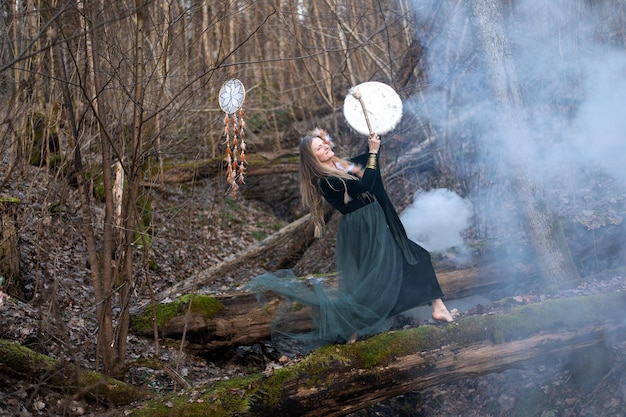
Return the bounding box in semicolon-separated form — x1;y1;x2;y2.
148;214;314;306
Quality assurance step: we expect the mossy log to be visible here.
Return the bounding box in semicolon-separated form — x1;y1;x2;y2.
147;150;305;221
149;153;298;185
0;339;149;406
132;265;504;352
126;292;626;417
132;292;309;350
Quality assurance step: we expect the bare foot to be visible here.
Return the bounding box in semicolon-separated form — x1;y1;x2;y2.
432;310;454;322
431;298;454;322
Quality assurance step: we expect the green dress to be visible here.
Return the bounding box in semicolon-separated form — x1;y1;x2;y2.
246;152;445;355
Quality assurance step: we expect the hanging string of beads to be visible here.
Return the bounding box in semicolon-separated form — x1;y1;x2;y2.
223;109;247;193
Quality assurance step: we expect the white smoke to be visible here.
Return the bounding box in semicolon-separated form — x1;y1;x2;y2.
405;0;626;267
570;52;626;183
400;188;473;253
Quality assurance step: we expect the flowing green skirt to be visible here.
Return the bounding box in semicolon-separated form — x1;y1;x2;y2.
246;202;444;356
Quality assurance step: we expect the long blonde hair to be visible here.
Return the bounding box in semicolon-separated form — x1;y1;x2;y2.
299;128;363;237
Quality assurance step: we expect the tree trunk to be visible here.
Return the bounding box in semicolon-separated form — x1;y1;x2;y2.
269;325;623;417
268;324;624;417
0;196;21;298
113;0;147;373
128;292;626;417
81;0;120;374
468;0;580;288
52;37;119;374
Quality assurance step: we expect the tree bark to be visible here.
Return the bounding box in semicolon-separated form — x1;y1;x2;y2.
81;0;120;374
0;196;21;298
128;292;626;417
267;324;624;417
468;0;581;288
52;36;119;373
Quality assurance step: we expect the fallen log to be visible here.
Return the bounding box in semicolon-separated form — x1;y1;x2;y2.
132;292;308;350
149;154;298;185
0;339;148;406
126;292;626;417
131;264;522;352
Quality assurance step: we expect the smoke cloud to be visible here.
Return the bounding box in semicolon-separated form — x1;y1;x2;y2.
400;188;473;254
571;52;626;183
402;0;625;271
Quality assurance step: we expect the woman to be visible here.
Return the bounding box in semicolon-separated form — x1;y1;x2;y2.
247;128;452;355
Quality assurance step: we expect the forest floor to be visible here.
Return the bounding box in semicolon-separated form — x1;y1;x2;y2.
1;165;626;417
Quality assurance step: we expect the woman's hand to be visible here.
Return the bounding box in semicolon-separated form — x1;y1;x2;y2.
368;132;381;154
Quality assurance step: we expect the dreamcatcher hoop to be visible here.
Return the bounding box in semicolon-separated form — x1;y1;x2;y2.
343;81;403;136
219;79;246;114
218;79;247;194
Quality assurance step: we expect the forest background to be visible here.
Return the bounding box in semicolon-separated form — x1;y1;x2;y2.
1;0;626;416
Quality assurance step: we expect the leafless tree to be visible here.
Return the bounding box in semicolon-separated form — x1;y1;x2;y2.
4;0;616;376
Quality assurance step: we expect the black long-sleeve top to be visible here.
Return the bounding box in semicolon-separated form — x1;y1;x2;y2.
317;153;378;214
316;152;421;265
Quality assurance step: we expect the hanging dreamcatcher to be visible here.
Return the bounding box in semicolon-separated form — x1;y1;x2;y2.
218;78;247;194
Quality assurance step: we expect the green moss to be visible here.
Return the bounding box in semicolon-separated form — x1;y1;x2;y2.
0;340;147;406
130;373;264;417
484;294;607;344
323;326;446;369
186;294;224;317
130;348;357;416
254;367;297;407
0;339;56;375
132;294;224;333
0;196;20;204
251;230;268;241
77;371;147;405
437;293;621;346
128;292;626;416
270;348;352;398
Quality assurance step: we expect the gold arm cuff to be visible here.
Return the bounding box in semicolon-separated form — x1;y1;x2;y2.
366;153;377;169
